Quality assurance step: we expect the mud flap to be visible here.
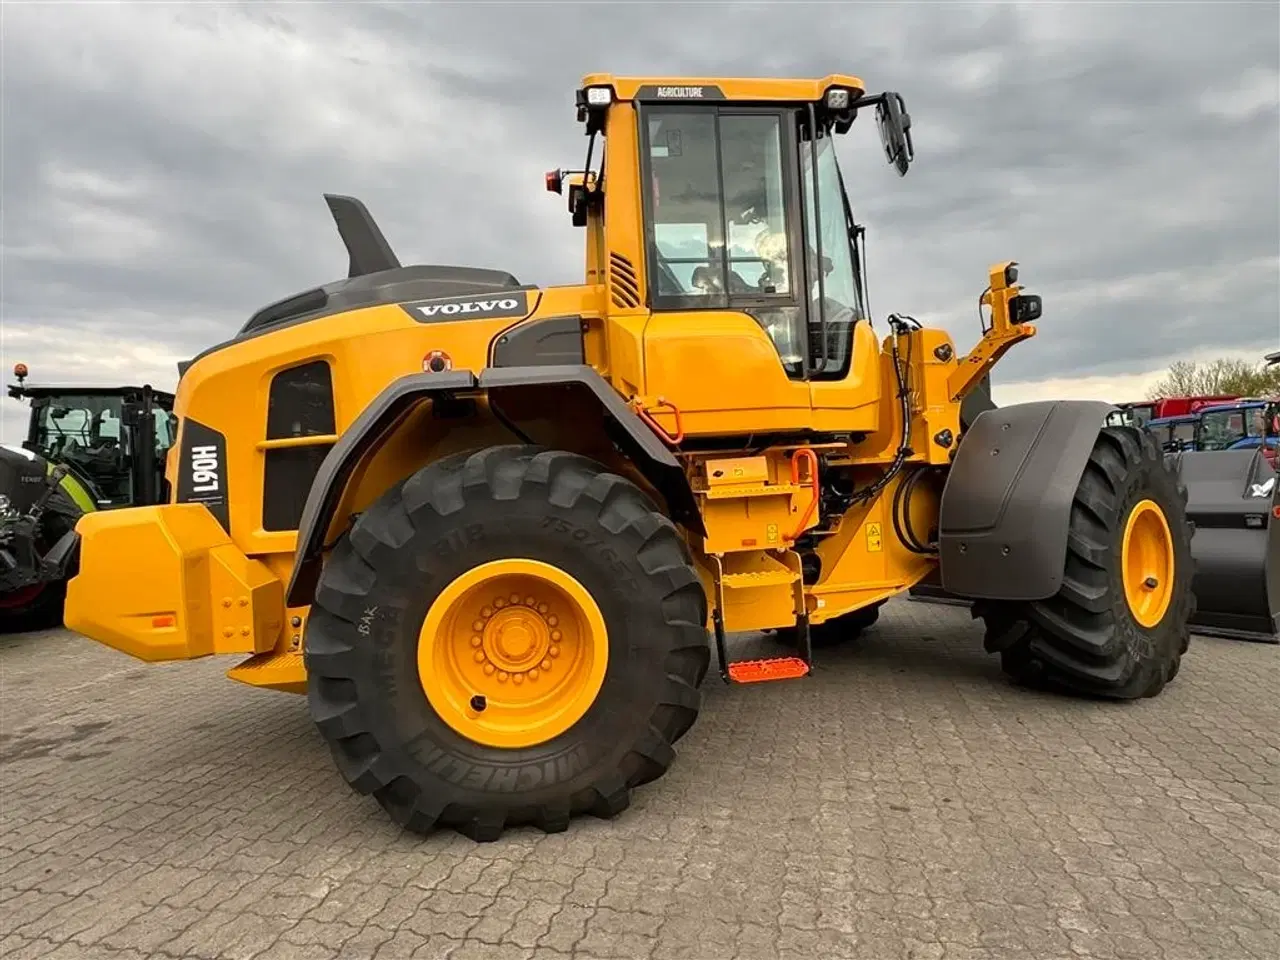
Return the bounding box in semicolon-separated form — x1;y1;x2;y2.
1172;449;1278;643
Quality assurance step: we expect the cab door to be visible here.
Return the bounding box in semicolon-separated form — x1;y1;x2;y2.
637;104;813;438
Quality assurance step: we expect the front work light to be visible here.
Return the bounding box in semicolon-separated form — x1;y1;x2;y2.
1009;294;1043;325
825;88;852;110
585;86;613;107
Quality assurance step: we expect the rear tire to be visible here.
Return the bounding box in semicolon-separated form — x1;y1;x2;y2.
304;445;709;841
0;579;66;633
974;425;1193;699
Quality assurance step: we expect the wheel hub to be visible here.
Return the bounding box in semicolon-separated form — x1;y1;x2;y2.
1121;498;1175;629
476;599;562;681
418;559;608;749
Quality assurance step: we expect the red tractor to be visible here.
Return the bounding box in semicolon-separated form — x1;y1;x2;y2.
1117;394;1242;427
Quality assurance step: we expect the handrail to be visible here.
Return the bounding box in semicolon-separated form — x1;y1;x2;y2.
632;397;684;446
787;447;820;540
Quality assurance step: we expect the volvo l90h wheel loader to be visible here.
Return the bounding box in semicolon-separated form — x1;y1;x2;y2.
64;74;1195;841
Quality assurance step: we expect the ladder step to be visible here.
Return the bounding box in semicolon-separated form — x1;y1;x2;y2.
721;570;798;589
702;483;803;500
726;656;810;684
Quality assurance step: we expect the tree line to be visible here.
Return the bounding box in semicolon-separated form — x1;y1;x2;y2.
1147;356;1280;399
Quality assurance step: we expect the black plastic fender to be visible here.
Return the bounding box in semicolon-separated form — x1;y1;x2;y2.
937;399;1114;601
285;365;698;607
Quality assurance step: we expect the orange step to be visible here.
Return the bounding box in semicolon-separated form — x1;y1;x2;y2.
726;656;810;684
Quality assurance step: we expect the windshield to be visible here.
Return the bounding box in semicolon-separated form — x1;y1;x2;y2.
33;395;126;462
1199;408;1265;450
30;393;174;506
803;130;865;376
1128;403;1155;426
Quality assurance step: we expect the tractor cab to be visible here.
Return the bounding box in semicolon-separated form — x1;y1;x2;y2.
1145;413;1199;453
6;365;176;509
1195;399;1279;465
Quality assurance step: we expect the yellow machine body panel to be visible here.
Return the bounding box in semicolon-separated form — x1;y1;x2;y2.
64;504;283;662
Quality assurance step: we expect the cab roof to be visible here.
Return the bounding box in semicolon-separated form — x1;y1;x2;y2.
579;74;866;103
1198;399;1271;413
7;384;175;404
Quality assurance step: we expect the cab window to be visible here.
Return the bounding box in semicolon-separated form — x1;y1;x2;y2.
645;110;796;302
644;108;808;374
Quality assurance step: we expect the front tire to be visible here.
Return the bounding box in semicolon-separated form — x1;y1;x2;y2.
974;425;1193;699
304;446;709;841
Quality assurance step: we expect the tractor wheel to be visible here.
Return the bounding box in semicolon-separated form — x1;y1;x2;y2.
775;600;883;649
304;445;710;841
0;580;67;633
974;425;1193;699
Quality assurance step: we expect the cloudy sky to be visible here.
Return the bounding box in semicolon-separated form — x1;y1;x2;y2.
2;1;1277;442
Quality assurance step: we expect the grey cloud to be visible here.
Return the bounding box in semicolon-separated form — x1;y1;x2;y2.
1;0;1277;429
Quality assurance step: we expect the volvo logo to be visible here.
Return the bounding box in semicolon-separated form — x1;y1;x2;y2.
416;298;520;318
406;291;530;324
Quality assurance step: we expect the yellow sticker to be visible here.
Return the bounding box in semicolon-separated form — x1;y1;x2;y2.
866;522;883;552
766;523;779;543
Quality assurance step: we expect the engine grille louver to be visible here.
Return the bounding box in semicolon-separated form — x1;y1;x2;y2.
609;252;640;309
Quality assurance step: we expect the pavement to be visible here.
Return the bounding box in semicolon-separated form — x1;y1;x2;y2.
1;599;1277;960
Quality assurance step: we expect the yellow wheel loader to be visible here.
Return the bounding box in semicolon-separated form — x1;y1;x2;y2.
65;75;1195;841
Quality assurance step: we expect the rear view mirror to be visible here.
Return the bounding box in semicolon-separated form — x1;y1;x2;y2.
875;93;914;176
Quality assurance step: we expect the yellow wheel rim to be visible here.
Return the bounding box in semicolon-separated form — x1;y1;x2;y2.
418;559;609;749
1120;499;1175;628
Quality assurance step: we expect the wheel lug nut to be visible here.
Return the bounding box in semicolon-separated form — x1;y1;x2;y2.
495;598;506;608
549;645;560;658
538;604;549;614
529;669;539;681
547;616;558;627
470;636;482;648
510;593;520;604
541;658;552;671
497;671;509;683
472;620;485;632
513;674;524;685
481;606;493;618
473;651;485;663
550;630;562;642
526;596;536;606
483;664;495;676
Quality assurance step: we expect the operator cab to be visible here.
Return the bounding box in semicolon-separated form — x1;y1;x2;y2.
557;76;914;383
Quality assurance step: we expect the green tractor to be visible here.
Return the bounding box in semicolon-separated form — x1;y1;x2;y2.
1;364;174;629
